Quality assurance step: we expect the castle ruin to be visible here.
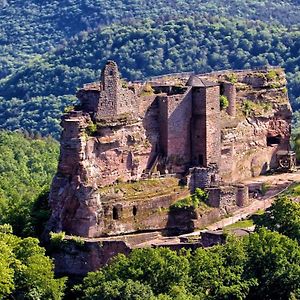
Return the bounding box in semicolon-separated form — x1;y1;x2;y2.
48;61;293;238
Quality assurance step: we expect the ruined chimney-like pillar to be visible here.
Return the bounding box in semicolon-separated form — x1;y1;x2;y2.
223;83;236;117
236;184;249;207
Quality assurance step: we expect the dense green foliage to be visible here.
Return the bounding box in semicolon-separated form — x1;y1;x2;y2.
0;224;66;299
0;94;77;138
1;0;299;76
171;188;208;209
1;17;300;137
0;131;59;236
255;195;300;243
76;229;300;299
0;1;300;137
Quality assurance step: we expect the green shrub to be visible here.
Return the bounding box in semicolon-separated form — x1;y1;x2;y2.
282;87;288;94
69;235;85;247
266;70;277;80
220;95;229;110
195;187;208;202
64;105;74;113
225;73;238;83
171;188;208;209
50;231;66;247
86;122;97;136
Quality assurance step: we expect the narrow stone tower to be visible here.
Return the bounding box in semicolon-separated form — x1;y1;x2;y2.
76;60;137;119
187;76;221;168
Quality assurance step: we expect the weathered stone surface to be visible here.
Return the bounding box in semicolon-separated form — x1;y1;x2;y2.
47;63;292;239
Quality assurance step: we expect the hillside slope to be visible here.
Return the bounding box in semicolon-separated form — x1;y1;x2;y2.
1;0;300;77
0;17;300;137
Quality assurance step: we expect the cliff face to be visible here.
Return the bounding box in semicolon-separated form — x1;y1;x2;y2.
216;69;292;182
48;63;292;238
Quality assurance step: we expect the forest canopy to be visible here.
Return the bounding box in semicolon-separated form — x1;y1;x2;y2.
0;17;300;137
0;131;59;236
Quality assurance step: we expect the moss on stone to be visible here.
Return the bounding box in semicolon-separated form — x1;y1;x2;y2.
225;73;238;84
241;99;273;117
266;70;277;80
99;177;187;201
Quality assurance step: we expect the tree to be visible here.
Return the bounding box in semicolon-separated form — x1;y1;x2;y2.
246;228;300;300
77;247;190;299
189;236;256;299
254;196;300;242
0;224;66;299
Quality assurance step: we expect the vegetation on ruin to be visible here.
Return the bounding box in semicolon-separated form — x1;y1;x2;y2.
241;99;273;117
50;231;85;249
100;178;187;201
220;95;229;110
0;131;59;236
225;73;238;84
85;121;97;136
171;188;208;210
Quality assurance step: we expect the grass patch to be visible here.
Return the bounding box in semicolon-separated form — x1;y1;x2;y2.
225;73;238;83
224;209;265;230
281;182;300;197
225;219;254;230
241;99;272;117
99;177;188;201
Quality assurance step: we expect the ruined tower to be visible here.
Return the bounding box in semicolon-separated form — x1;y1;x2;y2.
77;60;137;119
188;76;221;168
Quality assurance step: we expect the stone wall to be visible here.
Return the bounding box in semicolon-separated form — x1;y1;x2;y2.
77;61;138;120
48;63;292;239
207;184;249;213
216;69;292;183
187;165;219;191
164;88;193;172
191;86;221;167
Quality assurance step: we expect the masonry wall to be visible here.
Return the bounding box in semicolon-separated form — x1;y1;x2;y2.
165;88;193;172
191;86;221;167
191;88;207;166
223;83;236;117
218;70;292;183
158;95;169;156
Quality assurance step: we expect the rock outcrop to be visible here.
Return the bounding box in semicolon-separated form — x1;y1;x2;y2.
47;62;293;238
